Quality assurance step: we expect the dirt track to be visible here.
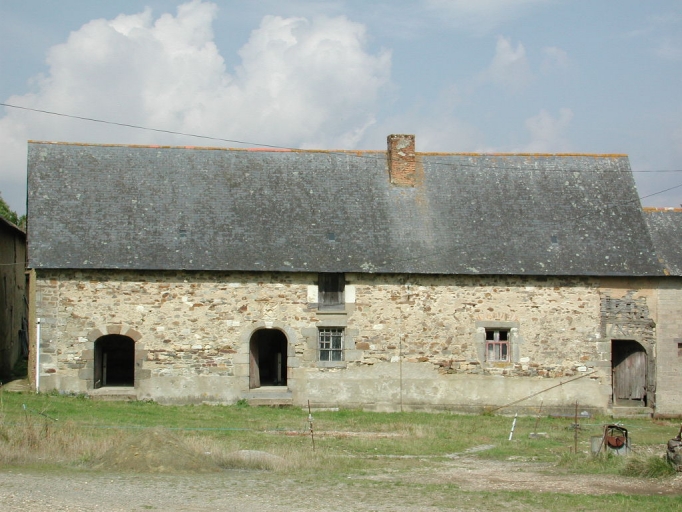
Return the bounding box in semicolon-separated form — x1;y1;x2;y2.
2;456;681;512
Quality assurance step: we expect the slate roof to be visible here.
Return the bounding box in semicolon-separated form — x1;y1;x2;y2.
643;208;682;276
27;140;665;276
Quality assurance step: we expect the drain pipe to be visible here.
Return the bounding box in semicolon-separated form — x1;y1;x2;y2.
35;318;41;393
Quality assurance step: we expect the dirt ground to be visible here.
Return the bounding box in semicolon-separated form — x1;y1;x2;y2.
2;457;682;511
1;430;681;511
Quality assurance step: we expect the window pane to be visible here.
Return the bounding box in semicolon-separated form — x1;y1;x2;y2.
319;328;344;362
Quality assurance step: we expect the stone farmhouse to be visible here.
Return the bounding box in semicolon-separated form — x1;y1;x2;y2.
26;136;682;416
0;216;27;382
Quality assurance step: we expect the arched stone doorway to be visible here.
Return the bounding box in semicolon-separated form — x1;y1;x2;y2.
612;339;648;407
249;329;288;389
94;334;135;388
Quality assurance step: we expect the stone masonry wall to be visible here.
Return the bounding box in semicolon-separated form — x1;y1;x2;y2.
652;279;682;416
33;269;658;412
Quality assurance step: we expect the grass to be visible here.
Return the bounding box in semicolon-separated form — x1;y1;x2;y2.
0;390;679;462
1;389;681;510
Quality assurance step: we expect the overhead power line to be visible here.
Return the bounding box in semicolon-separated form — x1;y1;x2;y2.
3;101;682;174
1;102;285;150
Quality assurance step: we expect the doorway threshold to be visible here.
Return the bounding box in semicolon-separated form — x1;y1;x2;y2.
611;405;653;419
89;386;137;401
245;386;292;407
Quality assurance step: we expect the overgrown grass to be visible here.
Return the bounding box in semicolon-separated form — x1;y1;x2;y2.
0;389;680;474
622;454;678;478
3;390;682;510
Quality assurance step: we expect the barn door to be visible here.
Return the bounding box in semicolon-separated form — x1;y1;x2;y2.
249;329;288;389
249;338;260;389
612;340;647;405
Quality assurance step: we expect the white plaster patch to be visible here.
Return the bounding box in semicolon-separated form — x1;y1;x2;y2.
307;285;318;303
345;284;356;303
577;366;587;372
192;344;203;350
520;357;530;363
390;356;400;363
373;324;384;330
77;337;87;343
225;320;240;327
156;326;165;332
265;321;273;329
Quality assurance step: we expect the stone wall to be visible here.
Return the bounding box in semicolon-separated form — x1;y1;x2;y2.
33;269;668;413
652;279;682;416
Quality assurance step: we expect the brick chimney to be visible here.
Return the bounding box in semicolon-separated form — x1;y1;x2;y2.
387;134;416;186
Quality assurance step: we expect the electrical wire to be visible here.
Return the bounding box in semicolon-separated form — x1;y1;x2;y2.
3;102;682;174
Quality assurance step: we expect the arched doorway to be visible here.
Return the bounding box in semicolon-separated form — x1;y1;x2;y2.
94;334;135;388
249;329;288;389
612;339;647;407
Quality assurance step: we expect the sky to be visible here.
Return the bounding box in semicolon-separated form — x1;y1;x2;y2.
1;0;681;215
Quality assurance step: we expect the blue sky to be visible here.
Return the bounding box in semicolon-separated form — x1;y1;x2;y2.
1;0;681;214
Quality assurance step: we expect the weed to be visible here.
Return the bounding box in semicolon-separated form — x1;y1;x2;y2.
622;455;677;478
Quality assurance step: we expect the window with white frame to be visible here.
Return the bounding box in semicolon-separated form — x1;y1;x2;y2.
318;327;344;361
485;328;510;362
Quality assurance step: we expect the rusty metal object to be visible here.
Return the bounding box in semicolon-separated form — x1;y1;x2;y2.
592;424;630;455
604;425;629;454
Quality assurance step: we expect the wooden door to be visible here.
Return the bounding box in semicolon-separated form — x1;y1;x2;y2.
613;340;646;402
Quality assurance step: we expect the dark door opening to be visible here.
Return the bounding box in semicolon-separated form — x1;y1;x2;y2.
249;329;287;389
94;334;135;388
612;339;647;407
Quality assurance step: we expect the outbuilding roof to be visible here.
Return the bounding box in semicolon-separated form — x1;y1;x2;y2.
27;138;664;276
643;208;682;276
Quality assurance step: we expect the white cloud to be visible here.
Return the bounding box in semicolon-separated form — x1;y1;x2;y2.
481;36;532;91
522;108;573;152
424;0;550;33
0;1;392;212
541;46;569;71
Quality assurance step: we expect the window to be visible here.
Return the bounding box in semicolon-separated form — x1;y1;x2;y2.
486;329;509;362
318;273;345;310
319;327;344;361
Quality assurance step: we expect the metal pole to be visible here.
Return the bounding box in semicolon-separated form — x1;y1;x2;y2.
532;400;543;434
307;400;315;451
35;318;41;393
573;400;579;454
